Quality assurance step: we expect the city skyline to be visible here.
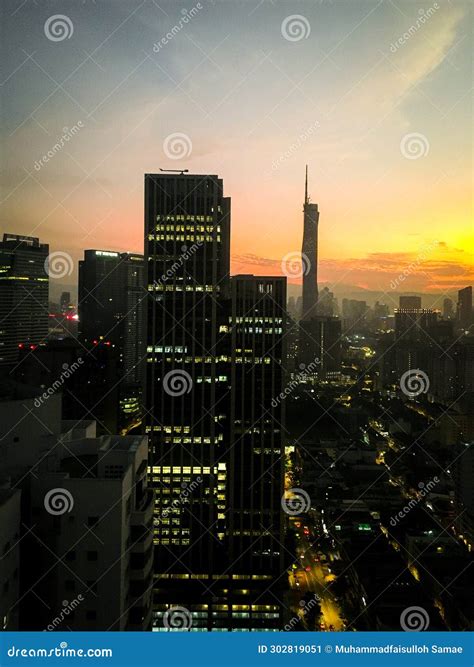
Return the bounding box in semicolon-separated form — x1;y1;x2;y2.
1;0;472;294
1;0;473;646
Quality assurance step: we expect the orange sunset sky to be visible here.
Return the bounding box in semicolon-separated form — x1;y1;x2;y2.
1;0;472;299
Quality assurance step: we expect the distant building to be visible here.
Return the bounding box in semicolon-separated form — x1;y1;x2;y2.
301;167;319;320
457;286;472;331
299;316;342;379
0;234;49;367
394;308;438;342
342;299;369;333
443;297;454;320
60;291;71;313
399;295;421;310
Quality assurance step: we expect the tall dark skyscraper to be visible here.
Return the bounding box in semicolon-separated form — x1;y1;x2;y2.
301;166;319;321
0;234;49;367
144;173;285;630
457;286;472;331
227;274;286;629
298;171;341;377
144;172;231;628
78;249;145;427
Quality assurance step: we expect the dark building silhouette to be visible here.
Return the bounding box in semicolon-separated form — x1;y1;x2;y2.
60;291;71;313
299;316;342;379
301;166;319;320
0;234;49;367
399;295;422;310
443;297;454;320
144;172;285;630
226;274;286;627
78;250;145;428
457;286;472;331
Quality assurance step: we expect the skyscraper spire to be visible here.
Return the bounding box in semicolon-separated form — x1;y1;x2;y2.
305;164;308;205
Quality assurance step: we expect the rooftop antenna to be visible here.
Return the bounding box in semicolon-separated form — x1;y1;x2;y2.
159;168;189;175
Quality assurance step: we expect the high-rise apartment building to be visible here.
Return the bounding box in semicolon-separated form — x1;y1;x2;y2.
0;234;49;366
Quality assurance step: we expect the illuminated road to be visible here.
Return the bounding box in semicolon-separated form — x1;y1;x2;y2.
289;529;344;631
